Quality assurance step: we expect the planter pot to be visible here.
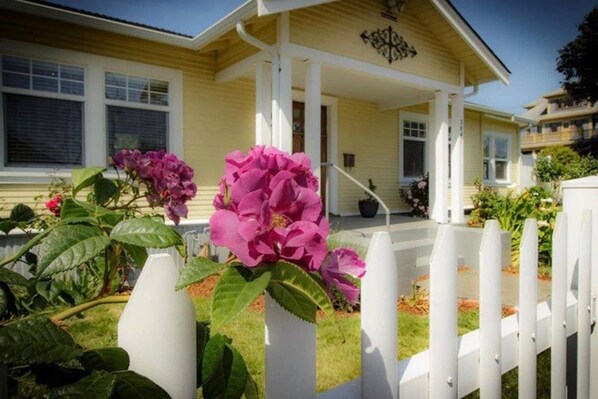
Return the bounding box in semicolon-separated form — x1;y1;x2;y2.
358;200;379;218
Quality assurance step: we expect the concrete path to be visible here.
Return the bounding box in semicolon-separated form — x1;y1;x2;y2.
417;269;552;307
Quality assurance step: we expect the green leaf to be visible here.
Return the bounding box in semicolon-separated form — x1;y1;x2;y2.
72;200;124;227
37;225;111;278
10;203;35;222
60;199;91;220
94;178;118;206
80;348;129;372
243;373;259;399
202;334;248;399
211;266;271;330
0;287;7;316
0;266;28;285
110;218;183;248
0;220;17;234
72;167;106;196
176;257;228;290
0;317;82;365
267;261;334;323
123;244;148;268
196;321;210;388
112;370;170;399
50;371;116;399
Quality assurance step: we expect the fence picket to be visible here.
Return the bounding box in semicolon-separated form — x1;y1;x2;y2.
429;225;458;398
479;220;502;398
551;213;568;399
361;231;398;399
519;219;538;399
576;210;592;399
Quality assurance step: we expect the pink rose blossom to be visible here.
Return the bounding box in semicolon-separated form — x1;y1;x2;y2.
417;181;427;189
210;146;328;269
320;248;366;304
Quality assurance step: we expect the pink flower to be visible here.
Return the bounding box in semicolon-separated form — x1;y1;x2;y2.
417;181;426;189
320;248;366;304
210;146;327;269
45;194;62;217
413;198;419;204
110;149;196;225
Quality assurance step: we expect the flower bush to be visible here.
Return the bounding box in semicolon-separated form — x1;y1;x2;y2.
400;174;429;218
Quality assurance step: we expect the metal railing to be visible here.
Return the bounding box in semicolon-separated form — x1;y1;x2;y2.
322;162;391;232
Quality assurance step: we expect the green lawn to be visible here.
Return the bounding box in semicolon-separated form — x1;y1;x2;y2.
63;298;548;397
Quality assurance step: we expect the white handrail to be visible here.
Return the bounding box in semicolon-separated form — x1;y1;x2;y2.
322;162;391;232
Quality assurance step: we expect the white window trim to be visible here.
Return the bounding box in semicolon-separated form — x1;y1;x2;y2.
483;131;512;186
399;111;428;185
0;39;183;183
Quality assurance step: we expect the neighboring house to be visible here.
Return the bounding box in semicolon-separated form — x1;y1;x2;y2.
520;88;598;154
0;0;522;224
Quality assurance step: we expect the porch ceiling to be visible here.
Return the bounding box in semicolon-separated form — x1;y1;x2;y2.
241;59;435;110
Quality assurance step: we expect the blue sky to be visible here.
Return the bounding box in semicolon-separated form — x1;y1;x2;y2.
51;0;597;114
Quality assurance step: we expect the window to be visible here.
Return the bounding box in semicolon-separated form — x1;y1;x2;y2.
0;42;183;179
483;133;511;184
401;119;426;179
2;55;84;167
104;72;169;157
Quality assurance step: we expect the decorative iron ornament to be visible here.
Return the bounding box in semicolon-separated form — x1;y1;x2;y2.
360;25;417;64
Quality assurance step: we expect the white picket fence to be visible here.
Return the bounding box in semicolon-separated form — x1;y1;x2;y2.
120;177;598;399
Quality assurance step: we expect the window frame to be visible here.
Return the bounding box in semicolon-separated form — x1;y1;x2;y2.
399;111;429;184
0;39;183;183
483;131;512;186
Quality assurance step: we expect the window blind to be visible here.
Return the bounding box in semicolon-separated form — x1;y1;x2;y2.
107;105;168;157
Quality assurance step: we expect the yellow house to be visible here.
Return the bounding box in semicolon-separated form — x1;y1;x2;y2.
0;0;523;224
520;87;598;154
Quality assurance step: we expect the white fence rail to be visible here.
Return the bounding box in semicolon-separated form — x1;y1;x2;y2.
118;178;597;399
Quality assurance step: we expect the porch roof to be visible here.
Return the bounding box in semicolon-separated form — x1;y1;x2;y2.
1;0;509;87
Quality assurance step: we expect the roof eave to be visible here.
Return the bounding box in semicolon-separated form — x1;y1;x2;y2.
0;0;198;48
190;1;257;51
431;0;510;86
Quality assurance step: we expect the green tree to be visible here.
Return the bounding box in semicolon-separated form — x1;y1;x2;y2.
556;7;598;102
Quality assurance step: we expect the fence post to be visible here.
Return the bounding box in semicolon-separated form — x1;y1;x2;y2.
551;213;568;399
429;225;458;399
479;220;501;398
518;219;538;399
577;210;592;399
118;253;196;399
361;231;398;399
265;294;316;399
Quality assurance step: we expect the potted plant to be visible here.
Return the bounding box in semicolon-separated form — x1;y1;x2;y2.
358;178;379;218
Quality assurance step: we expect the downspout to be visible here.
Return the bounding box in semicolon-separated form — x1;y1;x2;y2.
464;84;479;99
236;21;274;55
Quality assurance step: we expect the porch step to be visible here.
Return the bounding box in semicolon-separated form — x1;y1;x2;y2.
392;238;435;268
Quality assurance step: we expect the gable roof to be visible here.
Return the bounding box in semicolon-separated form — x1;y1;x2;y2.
0;0;509;85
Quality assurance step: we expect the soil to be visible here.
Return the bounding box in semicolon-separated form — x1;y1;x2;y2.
504;265;552;281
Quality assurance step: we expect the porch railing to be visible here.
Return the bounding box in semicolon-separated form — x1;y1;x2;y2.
322;162;391;232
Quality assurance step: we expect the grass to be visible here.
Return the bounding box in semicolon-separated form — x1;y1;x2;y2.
63;299;549;398
63;296;481;396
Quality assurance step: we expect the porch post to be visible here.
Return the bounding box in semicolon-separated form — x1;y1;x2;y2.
432;90;449;223
304;61;322;194
271;12;293;153
256;62;272;145
428;99;437;221
450;92;465;224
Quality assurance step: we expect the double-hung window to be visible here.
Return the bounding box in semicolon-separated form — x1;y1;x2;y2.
1;55;84;167
483;133;510;184
105;72;169;157
400;117;427;181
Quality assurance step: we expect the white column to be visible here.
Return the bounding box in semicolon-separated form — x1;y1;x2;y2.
450;92;464;224
305;62;321;193
271;12;293;153
428;99;436;220
256;62;272;146
433;90;449;224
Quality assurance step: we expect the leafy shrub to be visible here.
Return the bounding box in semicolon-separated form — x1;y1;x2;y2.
469;180;559;269
533;145;598;194
361;178;378;204
400;174;429;218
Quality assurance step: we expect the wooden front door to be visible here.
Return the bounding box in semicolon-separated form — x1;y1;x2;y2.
292;101;327;204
